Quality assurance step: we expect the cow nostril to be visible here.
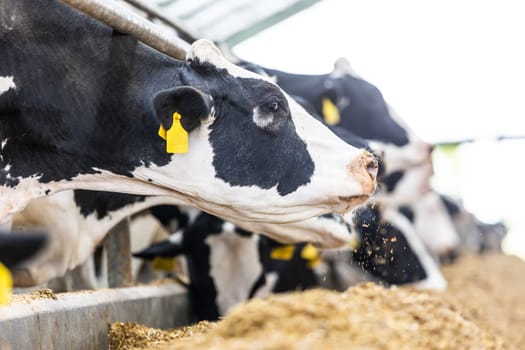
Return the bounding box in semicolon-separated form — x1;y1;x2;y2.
366;158;379;180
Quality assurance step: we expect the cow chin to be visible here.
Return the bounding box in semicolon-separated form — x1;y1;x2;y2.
231;217;353;249
335;195;373;214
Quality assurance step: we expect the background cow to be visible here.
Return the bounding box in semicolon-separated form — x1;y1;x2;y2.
134;203;447;320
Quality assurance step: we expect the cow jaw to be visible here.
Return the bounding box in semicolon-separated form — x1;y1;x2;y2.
232;216;354;249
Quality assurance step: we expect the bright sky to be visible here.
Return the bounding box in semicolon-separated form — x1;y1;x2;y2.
235;0;525;258
234;0;525;144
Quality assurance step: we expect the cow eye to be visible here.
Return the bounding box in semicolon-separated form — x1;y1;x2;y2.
253;95;289;132
268;101;279;112
261;97;285;114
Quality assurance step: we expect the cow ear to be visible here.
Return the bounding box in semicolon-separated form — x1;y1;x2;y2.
153;86;213;133
333;57;355;76
132;236;185;260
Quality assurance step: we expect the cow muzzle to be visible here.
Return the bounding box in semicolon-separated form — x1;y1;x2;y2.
347;150;379;195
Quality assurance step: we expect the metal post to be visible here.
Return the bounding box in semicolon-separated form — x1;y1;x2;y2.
58;0;190;59
103;218;133;288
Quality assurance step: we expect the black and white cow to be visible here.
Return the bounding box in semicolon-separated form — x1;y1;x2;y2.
236;57;433;206
349;203;446;290
10;190;180;286
10;187;366;287
398;191;461;264
133;211;322;321
0;0;378;231
134;203;448;320
439;195;507;253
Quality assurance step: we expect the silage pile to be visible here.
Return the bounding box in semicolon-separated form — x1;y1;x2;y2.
157;283;505;350
440;253;525;349
110;253;525;350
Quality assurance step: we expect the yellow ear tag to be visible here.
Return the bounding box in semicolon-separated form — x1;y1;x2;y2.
270;245;295;261
152;257;176;271
0;262;13;306
300;244;322;269
166;112;188;154
158;125;167;140
322;97;340;125
300;243;319;260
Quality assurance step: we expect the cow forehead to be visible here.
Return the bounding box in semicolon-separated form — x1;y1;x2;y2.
188;40;277;84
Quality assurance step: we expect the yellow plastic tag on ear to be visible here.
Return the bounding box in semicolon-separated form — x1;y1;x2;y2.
300;244;321;268
322;97;340;125
300;243;319;261
158;125;167;140
0;262;13;306
270;245;295;261
152;257;176;271
166;112;188;154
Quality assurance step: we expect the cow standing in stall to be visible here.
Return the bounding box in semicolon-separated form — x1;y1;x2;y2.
133;202;449;320
0;0;377;229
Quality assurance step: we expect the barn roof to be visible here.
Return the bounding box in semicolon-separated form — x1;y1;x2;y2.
149;0;321;45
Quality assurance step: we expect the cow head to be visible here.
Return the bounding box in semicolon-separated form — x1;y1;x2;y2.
238;55;432;205
351;203;447;290
325;58;433;172
133;40;378;224
399;191;461;264
0;0;378;232
134;211;265;320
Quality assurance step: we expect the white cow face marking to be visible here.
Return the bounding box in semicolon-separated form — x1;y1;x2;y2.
206;226;263;316
0;76;15;95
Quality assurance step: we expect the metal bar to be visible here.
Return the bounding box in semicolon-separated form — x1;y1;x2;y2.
58;0;190;60
225;0;321;46
103;218;133;288
125;0;199;42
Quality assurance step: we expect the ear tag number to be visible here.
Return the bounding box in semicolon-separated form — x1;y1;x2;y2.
158;112;188;154
322;97;340;125
0;262;12;306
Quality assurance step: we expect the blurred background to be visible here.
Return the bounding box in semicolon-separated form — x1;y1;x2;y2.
156;0;525;259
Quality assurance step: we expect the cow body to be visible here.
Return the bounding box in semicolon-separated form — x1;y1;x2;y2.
11;188;364;287
0;0;377;229
134;211;322;321
10;190;182;286
135;204;447;320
